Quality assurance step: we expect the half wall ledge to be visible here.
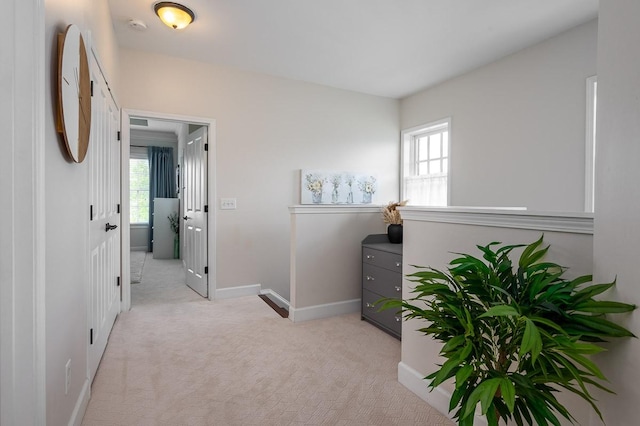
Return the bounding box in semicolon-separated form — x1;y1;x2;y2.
398;206;593;235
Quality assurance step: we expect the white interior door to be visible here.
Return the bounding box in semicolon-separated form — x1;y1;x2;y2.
88;53;121;381
183;127;208;297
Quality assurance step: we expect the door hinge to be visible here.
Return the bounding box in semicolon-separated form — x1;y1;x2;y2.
116;276;120;287
204;143;208;151
117;204;121;214
117;131;121;141
90;80;94;97
90;205;94;221
90;328;94;345
204;205;208;213
204;266;208;274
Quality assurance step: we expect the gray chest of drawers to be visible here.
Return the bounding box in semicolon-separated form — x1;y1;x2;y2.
361;234;402;339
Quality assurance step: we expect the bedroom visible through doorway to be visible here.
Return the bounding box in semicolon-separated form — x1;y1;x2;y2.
120;110;216;311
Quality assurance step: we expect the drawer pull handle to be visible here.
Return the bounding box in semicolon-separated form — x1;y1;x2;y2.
395;262;401;268
366;254;375;260
366;276;375;281
366;303;375;309
395;286;401;292
395;316;402;322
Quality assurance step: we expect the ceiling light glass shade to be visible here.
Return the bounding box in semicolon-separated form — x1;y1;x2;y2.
154;2;195;30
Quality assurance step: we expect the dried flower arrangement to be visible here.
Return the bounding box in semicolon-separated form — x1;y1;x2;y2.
168;212;180;235
382;200;408;225
305;173;326;194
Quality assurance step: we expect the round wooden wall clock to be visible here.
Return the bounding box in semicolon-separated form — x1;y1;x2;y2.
57;24;91;163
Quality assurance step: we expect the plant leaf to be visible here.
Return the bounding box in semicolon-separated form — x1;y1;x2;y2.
572;281;615;303
459;341;473;361
374;298;402;311
520;318;542;363
572;314;636;338
456;364;474;389
500;377;516;413
463;378;501;418
518;235;546;268
486;402;499;426
529;316;568;335
573;300;636;314
479;305;520;318
430;357;461;388
563;350;606;380
441;335;465;353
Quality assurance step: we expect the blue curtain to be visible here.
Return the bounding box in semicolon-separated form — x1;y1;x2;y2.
148;146;176;251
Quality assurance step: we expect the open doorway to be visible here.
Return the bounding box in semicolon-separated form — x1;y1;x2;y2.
120;110;216;311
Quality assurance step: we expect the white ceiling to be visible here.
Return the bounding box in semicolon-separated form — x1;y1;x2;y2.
108;0;598;99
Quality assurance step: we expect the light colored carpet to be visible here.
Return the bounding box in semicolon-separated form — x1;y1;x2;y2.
130;251;147;283
82;262;453;426
131;256;204;306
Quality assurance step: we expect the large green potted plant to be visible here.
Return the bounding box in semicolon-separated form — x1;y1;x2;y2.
380;236;635;426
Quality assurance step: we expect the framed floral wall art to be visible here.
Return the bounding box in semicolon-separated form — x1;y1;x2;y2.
300;170;378;205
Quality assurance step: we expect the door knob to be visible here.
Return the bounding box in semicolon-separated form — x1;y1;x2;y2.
183;215;191;221
105;223;118;232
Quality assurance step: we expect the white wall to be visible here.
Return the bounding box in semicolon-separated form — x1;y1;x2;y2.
118;49;400;300
289;206;385;320
43;1;119;424
130;226;149;251
400;20;597;212
1;1;46;424
591;0;640;424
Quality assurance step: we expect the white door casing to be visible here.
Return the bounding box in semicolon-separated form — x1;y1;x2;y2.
88;53;121;382
120;109;132;311
184;126;208;297
120;110;216;305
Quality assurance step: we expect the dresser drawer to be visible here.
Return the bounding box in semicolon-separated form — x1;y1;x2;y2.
362;263;402;299
362;289;402;337
362;247;402;272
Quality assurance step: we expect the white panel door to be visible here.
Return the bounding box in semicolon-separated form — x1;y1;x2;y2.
88;53;121;381
183;127;208;297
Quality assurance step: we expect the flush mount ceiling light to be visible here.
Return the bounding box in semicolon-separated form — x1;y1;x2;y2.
154;2;195;30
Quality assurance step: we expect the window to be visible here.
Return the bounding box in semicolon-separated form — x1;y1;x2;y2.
401;118;450;206
130;147;150;224
585;76;597;213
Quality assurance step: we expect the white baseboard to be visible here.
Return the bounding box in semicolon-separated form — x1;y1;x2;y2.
68;378;91;426
397;361;487;426
214;284;262;299
259;289;290;309
289;298;360;322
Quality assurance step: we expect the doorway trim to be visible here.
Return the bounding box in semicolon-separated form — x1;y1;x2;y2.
120;109;217;311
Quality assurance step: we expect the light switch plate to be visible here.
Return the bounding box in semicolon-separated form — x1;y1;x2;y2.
220;198;237;210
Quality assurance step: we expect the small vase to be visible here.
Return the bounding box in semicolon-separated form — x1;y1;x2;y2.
312;191;322;204
362;192;372;204
332;187;339;203
387;224;403;244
